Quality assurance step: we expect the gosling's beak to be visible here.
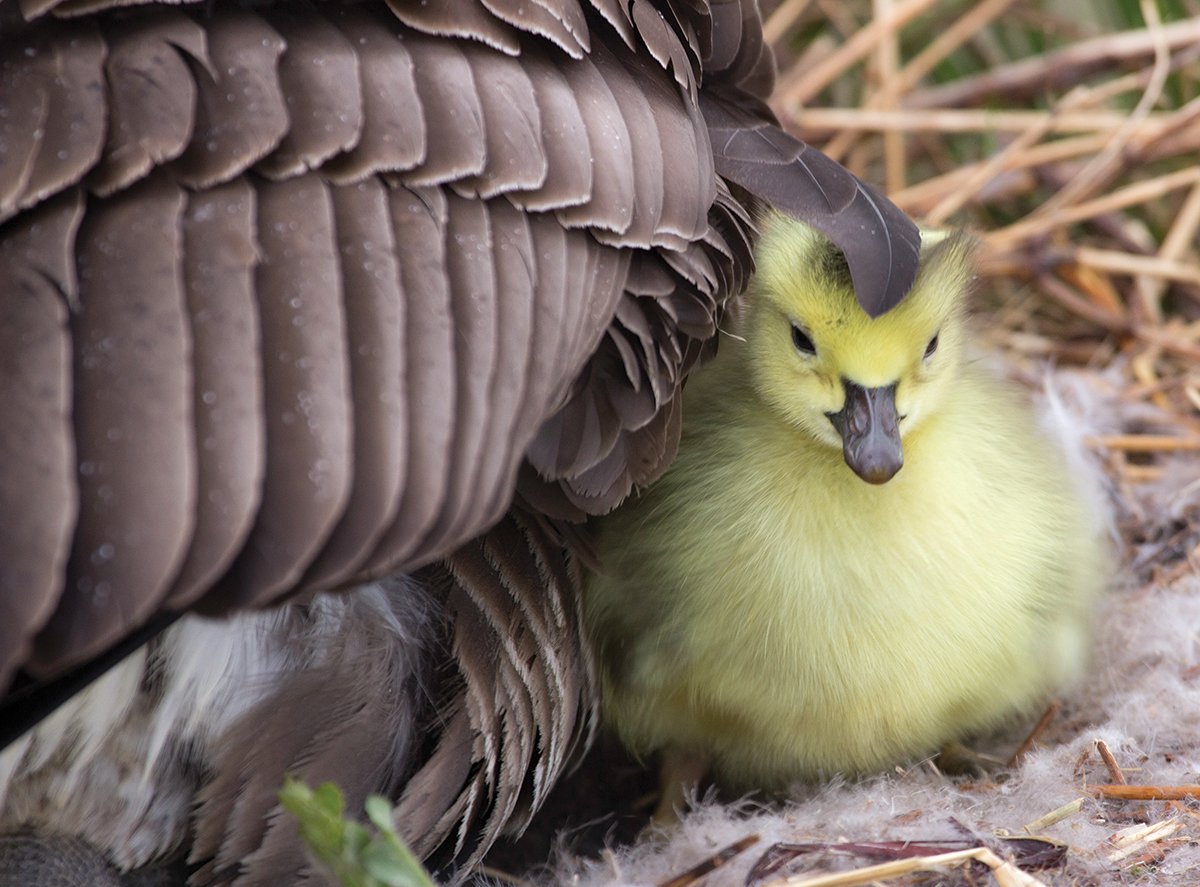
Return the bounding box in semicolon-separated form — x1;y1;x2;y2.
826;381;903;484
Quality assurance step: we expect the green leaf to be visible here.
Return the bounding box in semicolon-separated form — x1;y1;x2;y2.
360;838;436;887
280;779;437;887
363;796;393;832
279;777;349;861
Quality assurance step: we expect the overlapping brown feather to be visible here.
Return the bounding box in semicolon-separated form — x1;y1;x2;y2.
0;0;920;882
0;1;728;677
393;512;598;870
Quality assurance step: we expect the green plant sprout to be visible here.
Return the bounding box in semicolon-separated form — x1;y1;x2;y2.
280;777;436;887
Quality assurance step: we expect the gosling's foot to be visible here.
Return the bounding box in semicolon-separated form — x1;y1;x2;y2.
934;741;1005;778
652;747;710;826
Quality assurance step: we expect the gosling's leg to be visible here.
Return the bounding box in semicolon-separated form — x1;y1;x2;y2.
653;747;710;825
934;740;1004;778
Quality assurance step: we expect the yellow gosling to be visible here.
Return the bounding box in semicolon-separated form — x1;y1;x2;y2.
585;214;1107;793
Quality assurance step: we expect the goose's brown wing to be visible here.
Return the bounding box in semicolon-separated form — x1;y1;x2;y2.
0;0;918;879
0;0;736;686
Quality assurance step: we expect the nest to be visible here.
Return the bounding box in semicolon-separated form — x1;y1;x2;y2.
481;3;1200;885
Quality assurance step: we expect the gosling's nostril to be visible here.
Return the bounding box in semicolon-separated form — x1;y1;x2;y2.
827;380;903;484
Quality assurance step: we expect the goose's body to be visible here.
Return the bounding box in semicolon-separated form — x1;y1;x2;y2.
587;217;1105;788
0;1;921;881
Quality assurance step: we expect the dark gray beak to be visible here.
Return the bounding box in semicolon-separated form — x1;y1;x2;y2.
826;381;903;484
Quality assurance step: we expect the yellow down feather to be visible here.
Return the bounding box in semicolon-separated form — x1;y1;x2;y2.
585;214;1107;790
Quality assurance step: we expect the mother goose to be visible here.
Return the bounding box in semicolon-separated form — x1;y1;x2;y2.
0;0;919;883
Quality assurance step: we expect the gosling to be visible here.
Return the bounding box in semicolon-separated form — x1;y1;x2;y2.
585;214;1106;794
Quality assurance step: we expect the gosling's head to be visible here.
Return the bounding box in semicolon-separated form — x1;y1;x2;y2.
743;213;973;484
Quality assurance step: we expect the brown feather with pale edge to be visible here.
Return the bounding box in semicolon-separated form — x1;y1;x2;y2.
504;52;593;212
401;35;488;187
484;0;590;59
0;0;919;882
30;175;195;675
256;10;364;181
170;10;288;190
359;184;457;575
394;513;597;863
88;12;208;198
419;194;499;558
322;7;426;184
456;47;548;199
298;179;407;592
387;0;521;57
9;23;106;218
0;191;81;681
471;199;537;530
213;173;353;610
0;31;56;221
586;40;669;247
166;178;264;607
552;50;637;235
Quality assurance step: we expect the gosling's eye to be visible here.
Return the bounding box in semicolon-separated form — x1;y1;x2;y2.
924;333;939;359
791;325;816;355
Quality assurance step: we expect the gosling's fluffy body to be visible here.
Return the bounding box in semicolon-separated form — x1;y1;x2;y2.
586;217;1105;790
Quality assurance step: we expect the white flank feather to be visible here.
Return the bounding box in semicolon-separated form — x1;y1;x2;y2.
0;579;433;870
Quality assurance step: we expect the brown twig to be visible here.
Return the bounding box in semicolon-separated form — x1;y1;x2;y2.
822;0;1020;161
1008;701;1062;768
655;835;760;887
763;0;815;44
1069;247;1200;287
1095;739;1128;784
1031;0;1172;215
1136;180;1200;321
794;106;1175;135
1027;274;1130;334
1093;784;1200;801
923;99;1066;225
777;0;940;110
1120;464;1166;484
871;0;905;192
1133;324;1200;366
756;845;1049;887
891;133;1110;213
904;16;1200;108
1087;434;1200;452
926;24;1189;225
985;166;1200;250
